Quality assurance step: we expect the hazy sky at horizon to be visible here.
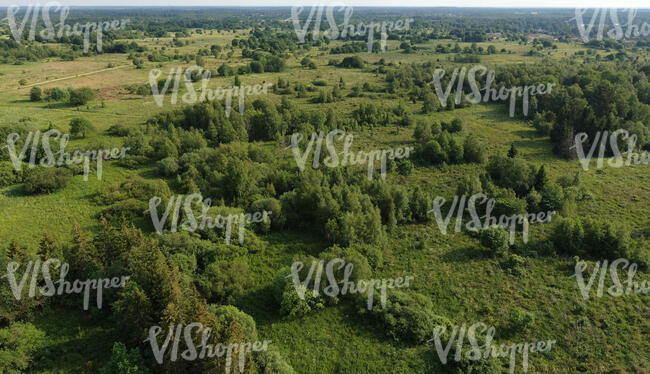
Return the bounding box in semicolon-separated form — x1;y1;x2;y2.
0;1;649;8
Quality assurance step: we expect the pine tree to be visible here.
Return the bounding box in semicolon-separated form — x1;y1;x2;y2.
234;75;241;87
535;165;549;191
38;232;55;260
508;143;519;158
7;240;23;260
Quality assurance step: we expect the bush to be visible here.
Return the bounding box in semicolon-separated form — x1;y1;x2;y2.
99;342;148;374
363;290;445;344
501;253;527;275
197;260;252;304
508;308;535;332
69;117;95;138
0;322;45;373
46;87;69;101
157;157;179;177
107;124;133;137
68;87;95;106
255;346;295;374
340;56;364;68
102;199;148;223
24;168;72;194
463;135;487;163
550;217;584;255
396;159;414;176
29;87;41;102
480;225;509;256
248;198;283;232
0;161;23;187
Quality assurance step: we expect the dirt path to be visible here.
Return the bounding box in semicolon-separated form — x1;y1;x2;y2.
20;64;131;89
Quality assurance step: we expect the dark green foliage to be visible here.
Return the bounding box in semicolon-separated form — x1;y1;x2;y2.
69;117;95;138
157;157;179;176
99;342;148;374
0;322;45;373
68;87;95;106
480;225;510;256
362;290;446;344
486;155;536;197
463;135;487;163
340;56;365;68
255;346;295;374
29;87;42;102
24;168;72;194
551;217;630;259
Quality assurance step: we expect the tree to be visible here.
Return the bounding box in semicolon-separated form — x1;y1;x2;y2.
69;117;95;138
463;135;487;163
68;87;95;106
38;232;55;259
480;226;509;256
508;143;519;158
0;322;45;373
534;165;549;191
99;342;148;374
29;87;42;101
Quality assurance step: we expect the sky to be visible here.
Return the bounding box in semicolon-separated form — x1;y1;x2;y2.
0;0;649;7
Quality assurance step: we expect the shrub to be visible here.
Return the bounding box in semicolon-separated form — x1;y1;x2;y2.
24;168;72;194
248;198;283;232
0;161;23;187
29;87;41;102
157;157;179;177
363;290;445;344
102;199;148;223
0;322;45;373
396;159;414;176
255;346;295;374
107;124;133;137
68;87;95;106
197;260;252;304
444;118;463;133
480;225;510;256
414;121;432;143
501;253;527;275
340;56;364;68
69;118;95;138
463;135;487;163
540;183;565;211
99;342;148;374
550;217;584;255
46;87;69;101
508;308;535;332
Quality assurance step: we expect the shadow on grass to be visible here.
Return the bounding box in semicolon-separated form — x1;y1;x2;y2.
440;245;486;263
3;183;29;197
